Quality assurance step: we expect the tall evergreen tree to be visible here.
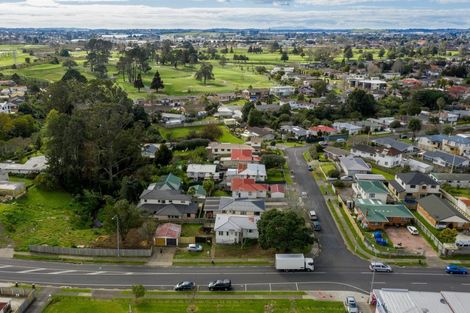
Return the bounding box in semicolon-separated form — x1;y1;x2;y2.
134;73;145;92
150;71;164;93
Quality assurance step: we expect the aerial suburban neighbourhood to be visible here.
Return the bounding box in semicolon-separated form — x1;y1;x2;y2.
0;1;470;312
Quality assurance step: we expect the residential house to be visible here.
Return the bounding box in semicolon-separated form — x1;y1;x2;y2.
351;144;402;168
0;101;15;114
355;199;414;230
221;149;260;167
186;164;220;180
339;156;372;177
226;163;267;183
417;195;470;230
152;173;182;191
0;156;48;174
203;197;265;218
353;180;389;203
280;125;308;140
389;172;440;201
0;181;26;198
307;125;338;137
269;184;285;198
247;137;263;153
188;185;207;200
214;214;260;244
430;173;470;188
138;188;197;219
244;127;275;141
141;143;160;158
154;223;181;246
354;174;386;181
324;146;349;161
231;178;268;199
372;137;416;153
269;86;296;97
160;113;186;125
402;158;434;173
332;122;362;135
423;150;469;169
352;120;384;133
441;136;470;157
242;88;269;102
417;135;445;151
207;142;253;157
456;197;470;216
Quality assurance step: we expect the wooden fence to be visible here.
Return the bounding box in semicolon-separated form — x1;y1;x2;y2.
29;245;153;257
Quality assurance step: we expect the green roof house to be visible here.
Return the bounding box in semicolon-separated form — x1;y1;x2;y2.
155;173;182;191
355;199;414;230
189;185;207;199
353;180;389;203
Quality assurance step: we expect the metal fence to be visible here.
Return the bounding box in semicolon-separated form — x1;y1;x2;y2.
413;218;446;256
29;245;153;257
15;290;35;313
0;288;35;313
161;120;222;129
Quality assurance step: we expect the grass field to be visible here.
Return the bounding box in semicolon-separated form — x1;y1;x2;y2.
442;185;470;198
0;180;101;250
158;125;244;143
0;44;48;67
44;297;344;313
370;166;396;181
319;162;336;176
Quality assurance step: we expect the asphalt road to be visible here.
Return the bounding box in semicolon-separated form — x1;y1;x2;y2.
0;146;468;293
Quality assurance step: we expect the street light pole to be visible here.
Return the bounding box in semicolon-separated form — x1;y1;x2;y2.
112;215;120;257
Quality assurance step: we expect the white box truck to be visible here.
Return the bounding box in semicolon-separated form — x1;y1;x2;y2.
275;254;314;272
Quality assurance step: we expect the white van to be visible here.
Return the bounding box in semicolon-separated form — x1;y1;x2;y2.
309;210;318;221
456;239;470;247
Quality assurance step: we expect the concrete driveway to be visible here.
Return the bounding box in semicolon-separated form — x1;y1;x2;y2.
384;227;437;257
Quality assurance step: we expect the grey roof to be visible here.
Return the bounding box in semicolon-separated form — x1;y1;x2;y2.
430;173;470;182
372;137;414;152
396;172;438;186
423;151;468;167
339;156;371;171
417;195;469;223
324;146;349;157
139;189;192;201
352;144;377;154
140;203;197;216
204;197;265;213
390;180;405;193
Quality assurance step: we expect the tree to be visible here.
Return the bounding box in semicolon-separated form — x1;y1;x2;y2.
195;63;214;85
408;118;422;138
312;80;328;97
219;55;227;67
443;125;455;135
261;154;286;169
328;169;340;178
103;199;142;241
429;116;440;125
437;228;457;243
199;124;223;141
62;59;78;69
134;73;145;92
346;89;377;118
436;97;446;112
150;71;164;93
257;209;313;252
61;69;87;83
242;102;255;122
378;48;385;58
343;46;353;60
131;284;146;301
85;39;112;77
247;109;265;127
203;179;215;196
389;120;401;129
154;144;173;167
281;52;289;62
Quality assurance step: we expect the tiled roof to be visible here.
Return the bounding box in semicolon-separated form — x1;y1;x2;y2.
231;178;268;192
396;172;437;186
356;199;414;223
231;149;254;161
155;223;181;238
418;195;469;223
357;180;388;194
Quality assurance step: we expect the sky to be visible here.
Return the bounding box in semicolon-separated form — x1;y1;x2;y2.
0;0;469;29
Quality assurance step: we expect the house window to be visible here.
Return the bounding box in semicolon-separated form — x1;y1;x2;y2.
431;185;436;189
218;231;223;236
422;186;427;190
187;213;191;218
240;211;246;215
370;193;375;198
410;185;416;188
226;232;229;236
248;230;253;233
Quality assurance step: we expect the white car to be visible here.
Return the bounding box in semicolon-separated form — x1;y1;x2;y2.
407;226;419;235
187;244;203;252
301;191;308;197
369;262;393;272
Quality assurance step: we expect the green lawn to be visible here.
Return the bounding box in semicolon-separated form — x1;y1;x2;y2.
442;185;470;198
45;297;344;313
0;180;102;250
319;162;336;176
173;243;212;260
266;168;285;184
158;125;243;143
370;166;395;181
215;241;275;259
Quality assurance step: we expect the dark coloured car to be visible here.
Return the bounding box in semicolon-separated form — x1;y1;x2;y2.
174;281;196;291
445;265;468;275
208;279;232;291
312;221;321;231
307;165;313;171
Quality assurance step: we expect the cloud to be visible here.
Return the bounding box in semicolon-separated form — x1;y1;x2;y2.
0;0;468;29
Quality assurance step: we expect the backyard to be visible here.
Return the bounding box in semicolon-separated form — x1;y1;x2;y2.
158;125;244;143
44;297;345;313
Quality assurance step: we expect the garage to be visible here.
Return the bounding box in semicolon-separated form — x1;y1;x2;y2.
154;223;181;247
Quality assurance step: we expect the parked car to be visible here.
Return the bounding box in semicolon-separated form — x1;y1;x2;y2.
340;176;353;181
187;244;203;252
344;296;358;313
174;281;196;291
336;138;345;143
309;210;318;221
369;262;393;272
407;226;419;235
455;239;470;247
301;192;308;197
307;165;313;171
208;279;232;291
445;264;468;275
312;221;321;231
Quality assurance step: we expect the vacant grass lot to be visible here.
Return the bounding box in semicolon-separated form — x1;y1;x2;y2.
45;297;344;313
215;242;275;259
158;125;244;143
370;166;396;181
0;180;101;250
319;162;336;176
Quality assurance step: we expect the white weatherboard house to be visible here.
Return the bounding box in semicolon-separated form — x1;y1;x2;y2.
186;164;220;180
214;214;260;244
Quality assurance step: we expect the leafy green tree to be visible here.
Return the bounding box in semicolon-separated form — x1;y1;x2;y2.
132;284;146;301
343;46;353;60
346;89;377;118
312;80;328;97
261;154;286;169
389;120;402;129
378;48;385;58
199;124;223;141
281;52;289;62
247;109;265;127
134;73;145;92
443;125;455;135
103;199;142;241
408;118;422;138
203;179;215;196
257;209;313;252
61;69;87;83
195;63;214;85
242;102;255;122
150;71;164;93
219;55;227;66
85;39;112;75
154;144;173;167
437;228;457;243
62;59;78;69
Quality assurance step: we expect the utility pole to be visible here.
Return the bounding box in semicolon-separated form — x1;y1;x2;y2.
112;215;120;257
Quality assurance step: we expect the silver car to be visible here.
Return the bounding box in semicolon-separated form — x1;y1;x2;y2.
369;262;393;272
344;296;358;313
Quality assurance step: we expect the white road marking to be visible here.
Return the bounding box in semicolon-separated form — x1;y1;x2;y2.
87;271;107;275
411;282;428;285
373;282;386;284
17;268;45;274
0;265;12;269
48;270;77;275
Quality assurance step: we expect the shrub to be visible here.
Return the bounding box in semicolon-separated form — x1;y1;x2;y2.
328;169;340;178
261;154;286;169
174;138;210;150
437;228;457;243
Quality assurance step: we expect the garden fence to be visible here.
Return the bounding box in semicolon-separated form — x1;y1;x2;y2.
29;245;153;257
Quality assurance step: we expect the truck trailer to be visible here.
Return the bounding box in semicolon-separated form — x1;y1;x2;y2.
275;254;314;272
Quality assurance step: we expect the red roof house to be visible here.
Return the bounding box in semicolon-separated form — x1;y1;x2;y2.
231;178;268;198
308;125;338;136
231;149;260;162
